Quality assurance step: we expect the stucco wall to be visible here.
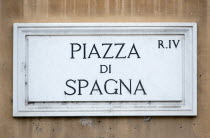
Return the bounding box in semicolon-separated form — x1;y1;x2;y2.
0;0;210;137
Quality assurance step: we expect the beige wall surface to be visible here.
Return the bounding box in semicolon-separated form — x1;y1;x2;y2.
0;0;210;138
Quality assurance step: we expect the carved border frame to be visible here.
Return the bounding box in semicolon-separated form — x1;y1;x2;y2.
13;23;197;116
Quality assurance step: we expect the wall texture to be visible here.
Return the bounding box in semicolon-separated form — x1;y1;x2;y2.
0;0;210;137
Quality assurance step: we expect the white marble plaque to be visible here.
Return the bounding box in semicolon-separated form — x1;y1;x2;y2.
13;23;197;116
